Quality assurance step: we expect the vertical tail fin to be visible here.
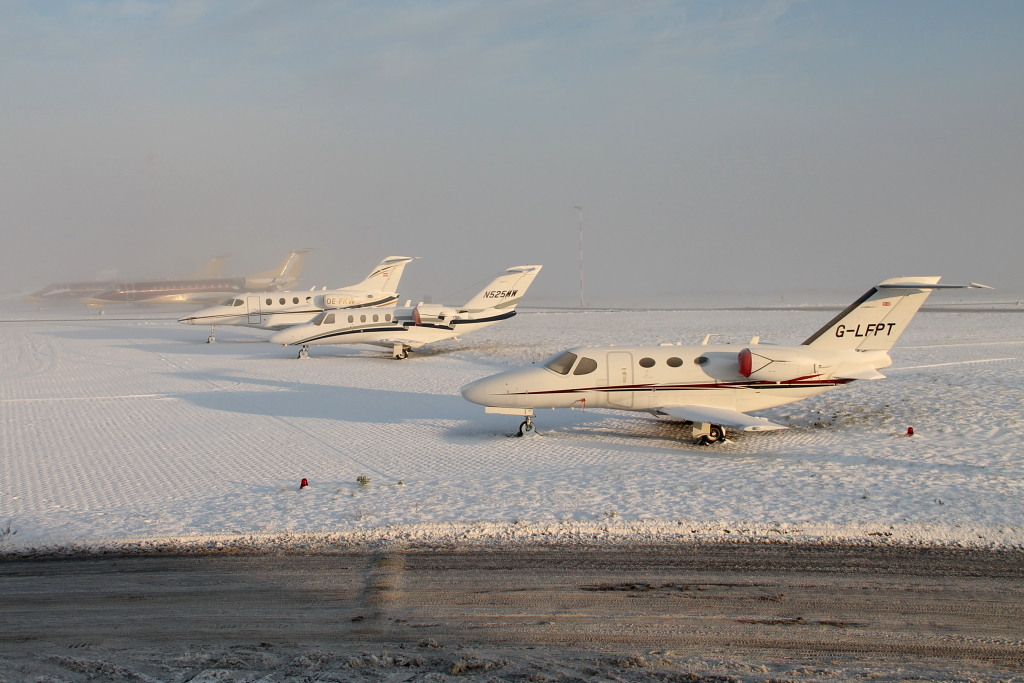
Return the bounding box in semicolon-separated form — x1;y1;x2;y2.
185;254;229;279
350;256;417;292
459;265;543;312
245;249;312;289
802;277;988;351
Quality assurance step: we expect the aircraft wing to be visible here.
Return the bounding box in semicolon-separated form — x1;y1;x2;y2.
371;337;429;349
656;405;788;432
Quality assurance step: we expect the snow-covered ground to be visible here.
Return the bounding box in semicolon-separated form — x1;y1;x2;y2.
1;306;1023;551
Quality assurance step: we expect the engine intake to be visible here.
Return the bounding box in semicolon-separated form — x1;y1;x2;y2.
738;347;820;382
412;304;458;326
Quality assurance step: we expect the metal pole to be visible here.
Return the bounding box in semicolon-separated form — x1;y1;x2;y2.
575;205;584;307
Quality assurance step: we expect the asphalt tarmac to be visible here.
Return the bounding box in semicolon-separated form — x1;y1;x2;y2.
2;543;1022;681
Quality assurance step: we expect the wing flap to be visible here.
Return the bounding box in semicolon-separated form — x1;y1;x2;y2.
657;405;787;432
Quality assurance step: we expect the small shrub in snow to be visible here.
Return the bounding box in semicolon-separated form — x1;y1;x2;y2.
0;520;16;544
356;475;371;486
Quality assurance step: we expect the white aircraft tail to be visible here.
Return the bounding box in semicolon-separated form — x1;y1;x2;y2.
350;256;416;293
803;277;990;351
460;265;542;313
185;254;229;279
246;249;311;288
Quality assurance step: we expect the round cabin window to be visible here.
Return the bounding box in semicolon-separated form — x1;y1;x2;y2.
666;357;683;367
385;314;391;321
279;298;285;305
639;357;655;368
292;297;299;304
694;356;709;365
265;298;272;306
372;314;379;322
348;315;354;323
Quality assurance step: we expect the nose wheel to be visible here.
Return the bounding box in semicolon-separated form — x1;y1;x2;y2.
207;326;216;344
693;422;725;445
297;345;309;359
517;415;537;437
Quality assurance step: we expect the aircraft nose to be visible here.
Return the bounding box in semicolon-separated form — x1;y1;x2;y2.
178;316;194;325
268;329;294;345
460;374;518;406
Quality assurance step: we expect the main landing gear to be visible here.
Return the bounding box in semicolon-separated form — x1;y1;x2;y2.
297;345;309;359
518;415;537;437
693;422;725;446
392;343;409;360
207;326;216;344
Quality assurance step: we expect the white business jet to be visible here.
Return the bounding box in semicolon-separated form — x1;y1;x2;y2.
269;265;542;359
179;256;415;342
461;277;990;441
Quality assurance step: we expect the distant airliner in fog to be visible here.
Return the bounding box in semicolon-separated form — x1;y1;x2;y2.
80;250;310;309
179;256;416;342
25;255;229;306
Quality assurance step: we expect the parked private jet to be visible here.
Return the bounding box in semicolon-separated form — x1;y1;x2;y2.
270;265;542;359
461;277;990;441
179;256;416;342
81;250;310;309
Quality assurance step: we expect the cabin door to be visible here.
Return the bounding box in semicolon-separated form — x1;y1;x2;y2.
247;296;261;324
606;351;633;407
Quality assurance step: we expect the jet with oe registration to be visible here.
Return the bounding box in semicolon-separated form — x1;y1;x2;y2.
461;277;990;441
269;265;542;359
179;256;415;342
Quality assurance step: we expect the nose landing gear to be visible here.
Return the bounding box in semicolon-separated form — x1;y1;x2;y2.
517;415;537;437
207;326;217;344
693;422;725;445
297;345;310;359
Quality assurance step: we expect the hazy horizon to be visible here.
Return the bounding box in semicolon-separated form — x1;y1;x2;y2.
2;1;1022;306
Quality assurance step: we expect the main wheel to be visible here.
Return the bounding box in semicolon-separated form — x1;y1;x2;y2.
518;420;537;437
394;349;408;360
708;424;724;442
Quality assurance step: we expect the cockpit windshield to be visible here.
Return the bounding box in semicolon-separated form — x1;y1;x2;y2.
219;298;234;306
543;351;578;375
233;299;244;306
310;311;328;326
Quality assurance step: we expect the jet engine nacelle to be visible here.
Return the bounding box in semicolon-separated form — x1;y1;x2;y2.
738;347;821;382
412;304;458;326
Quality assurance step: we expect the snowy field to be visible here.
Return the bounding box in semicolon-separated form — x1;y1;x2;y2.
1;306;1023;552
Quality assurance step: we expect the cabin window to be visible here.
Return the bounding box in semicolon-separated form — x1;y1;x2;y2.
694;356;709;365
292;297;299;304
220;298;233;306
324;313;335;324
305;296;311;303
385;313;391;322
235;299;244;306
279;298;285;305
666;356;682;367
266;298;272;306
311;312;327;326
360;314;366;323
543;351;578;375
639;357;655;368
372;314;379;322
347;315;354;323
573;357;598;375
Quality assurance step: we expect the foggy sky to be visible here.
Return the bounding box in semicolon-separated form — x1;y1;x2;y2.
1;1;1022;305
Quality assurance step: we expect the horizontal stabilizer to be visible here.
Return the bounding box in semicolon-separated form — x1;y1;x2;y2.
833;365;886;380
657;405;787;432
877;282;991;290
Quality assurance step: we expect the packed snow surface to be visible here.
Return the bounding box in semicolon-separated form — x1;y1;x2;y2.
1;307;1023;551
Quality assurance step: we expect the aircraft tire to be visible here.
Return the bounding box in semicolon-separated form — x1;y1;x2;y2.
518;420;537;437
708;425;724;442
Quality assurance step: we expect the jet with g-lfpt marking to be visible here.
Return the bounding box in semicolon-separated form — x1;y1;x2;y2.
269;265;542;359
178;256;415;342
461;277;990;441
